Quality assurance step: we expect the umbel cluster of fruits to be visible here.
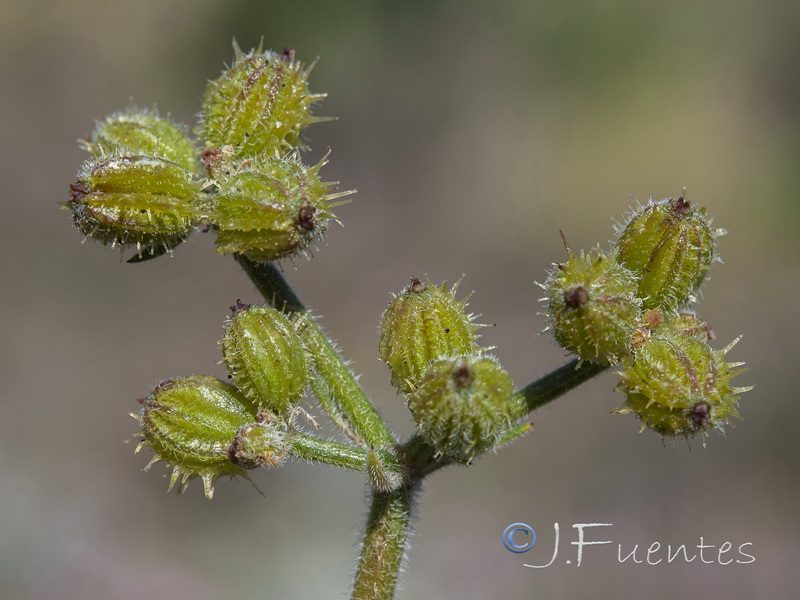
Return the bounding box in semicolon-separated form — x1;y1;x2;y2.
61;43;750;498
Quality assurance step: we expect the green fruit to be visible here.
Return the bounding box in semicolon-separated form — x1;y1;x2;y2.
211;154;351;262
614;332;751;441
65;154;205;260
544;249;641;364
408;355;520;463
662;311;716;340
197;42;327;173
228;415;290;470
614;196;718;311
82;107;198;173
221;303;308;415
136;376;257;499
379;277;482;393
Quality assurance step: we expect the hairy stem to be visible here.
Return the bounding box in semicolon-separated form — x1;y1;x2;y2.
237;256;610;599
236;256;397;449
351;485;416;600
513;358;609;416
290;432;405;488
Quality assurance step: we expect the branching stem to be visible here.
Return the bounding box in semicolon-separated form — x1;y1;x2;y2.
236;257;609;599
236;256;397;449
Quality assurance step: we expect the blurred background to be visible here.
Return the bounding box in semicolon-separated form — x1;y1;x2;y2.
1;0;798;598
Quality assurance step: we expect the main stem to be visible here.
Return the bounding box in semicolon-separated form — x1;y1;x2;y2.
351;484;416;600
237;258;609;599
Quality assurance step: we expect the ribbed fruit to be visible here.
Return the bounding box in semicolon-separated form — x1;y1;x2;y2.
614;196;718;311
614;332;751;441
543;249;641;364
136;375;257;499
197;42;328;173
408;355;521;463
65;155;204;260
82;107;198;173
211;154;351;262
221;303;308;415
379;277;482;393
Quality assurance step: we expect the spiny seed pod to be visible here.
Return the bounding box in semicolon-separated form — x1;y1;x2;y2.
221;301;308;415
64;155;205;260
81;107;198;173
211;153;352;262
228;414;290;470
379;277;483;393
197;42;328;172
663;311;716;340
614;196;719;311
543;249;642;364
614;332;751;441
135;375;258;499
408;355;521;463
633;309;716;349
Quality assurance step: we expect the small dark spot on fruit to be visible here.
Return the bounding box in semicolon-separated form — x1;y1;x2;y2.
690;401;711;426
671;196;691;217
453;364;473;388
444;328;450;333
230;298;252;314
564;286;589;308
408;277;426;293
297;205;316;231
68;182;89;202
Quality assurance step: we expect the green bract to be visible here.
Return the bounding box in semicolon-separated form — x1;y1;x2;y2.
544;249;641;364
221;303;308;415
136;375;257;499
378;277;482;393
65;155;205;260
211;154;350;262
197;42;326;173
81;107;198;173
408;355;520;463
614;332;751;441
614;196;717;311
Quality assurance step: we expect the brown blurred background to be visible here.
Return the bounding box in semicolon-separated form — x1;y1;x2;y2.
1;0;798;598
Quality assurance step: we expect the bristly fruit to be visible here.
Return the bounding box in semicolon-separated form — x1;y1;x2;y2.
614;196;719;312
135;375;259;499
81;107;198;174
211;153;352;262
378;277;483;393
228;413;290;470
197;41;329;174
407;354;521;463
663;311;716;340
614;331;751;442
543;248;642;364
221;302;309;415
64;155;205;261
